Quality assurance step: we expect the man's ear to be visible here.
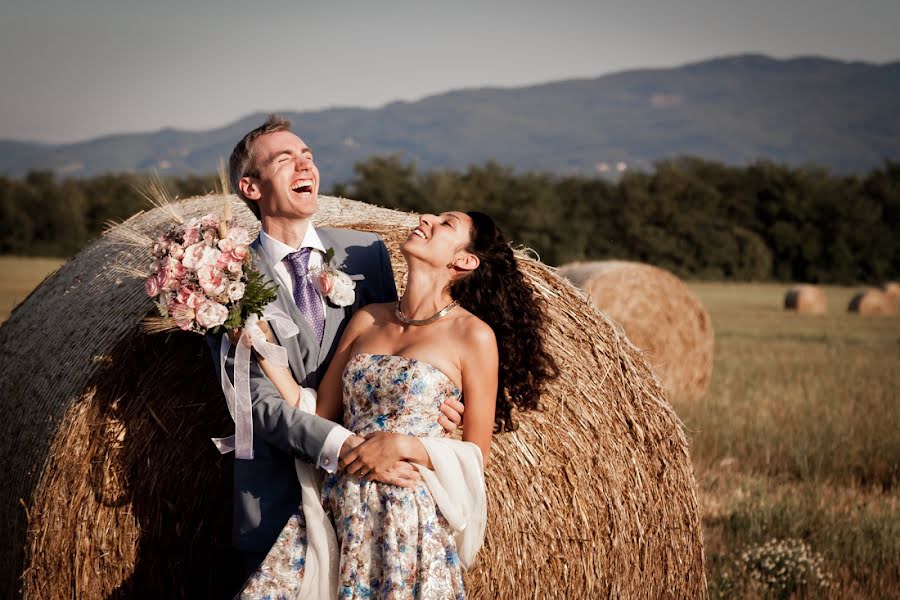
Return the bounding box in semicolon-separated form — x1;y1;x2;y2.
239;176;261;201
453;252;480;273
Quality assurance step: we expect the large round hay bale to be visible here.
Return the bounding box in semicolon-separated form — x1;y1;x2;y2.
881;281;900;302
784;284;828;314
557;261;714;402
0;195;705;599
848;288;898;316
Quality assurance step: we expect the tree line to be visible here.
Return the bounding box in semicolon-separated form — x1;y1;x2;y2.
2;157;898;284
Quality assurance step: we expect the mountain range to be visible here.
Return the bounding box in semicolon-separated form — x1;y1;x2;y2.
2;54;899;186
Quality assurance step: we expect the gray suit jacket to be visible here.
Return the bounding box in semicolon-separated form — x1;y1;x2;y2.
208;227;397;552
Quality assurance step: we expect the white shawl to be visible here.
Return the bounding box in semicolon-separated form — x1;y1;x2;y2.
413;438;487;569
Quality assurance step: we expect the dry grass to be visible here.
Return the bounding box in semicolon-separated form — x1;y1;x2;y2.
681;281;900;598
0;257;63;323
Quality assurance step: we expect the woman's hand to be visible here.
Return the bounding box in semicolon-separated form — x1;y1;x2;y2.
340;432;412;481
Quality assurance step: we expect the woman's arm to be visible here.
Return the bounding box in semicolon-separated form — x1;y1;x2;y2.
456;320;499;461
253;307;376;420
253;323;302;407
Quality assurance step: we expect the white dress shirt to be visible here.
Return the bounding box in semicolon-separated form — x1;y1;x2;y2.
259;226;353;473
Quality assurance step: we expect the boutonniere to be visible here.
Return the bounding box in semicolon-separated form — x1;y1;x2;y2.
310;247;356;307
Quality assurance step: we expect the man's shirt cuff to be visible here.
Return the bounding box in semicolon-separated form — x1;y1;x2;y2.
317;425;353;473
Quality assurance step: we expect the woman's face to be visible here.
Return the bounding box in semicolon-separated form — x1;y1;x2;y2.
402;211;475;268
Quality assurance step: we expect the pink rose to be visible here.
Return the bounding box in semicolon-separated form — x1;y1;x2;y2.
232;245;248;260
175;284;196;305
202;229;216;245
228;226;251;246
227;261;243;275
156;269;178;293
162;258;185;281
217;238;235;253
182;226;200;247
169;243;185;260
200;214;219;229
187;290;206;309
145;275;160;297
216;250;235;269
171;303;196;331
316;272;334;295
197;265;226;297
195;300;229;329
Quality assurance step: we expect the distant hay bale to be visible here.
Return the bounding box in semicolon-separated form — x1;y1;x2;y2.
558;261;714;402
881;281;900;302
0;195;705;599
848;288;898;316
784;285;828;315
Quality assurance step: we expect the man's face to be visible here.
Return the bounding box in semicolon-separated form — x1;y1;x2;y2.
241;130;320;221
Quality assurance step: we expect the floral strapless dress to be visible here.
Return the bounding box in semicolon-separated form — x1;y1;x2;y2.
239;353;465;600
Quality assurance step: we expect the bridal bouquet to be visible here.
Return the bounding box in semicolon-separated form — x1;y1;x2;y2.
143;212;276;334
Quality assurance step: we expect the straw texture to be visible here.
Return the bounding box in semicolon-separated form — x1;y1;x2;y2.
784;284;828;314
558;261;714;403
1;195;705;599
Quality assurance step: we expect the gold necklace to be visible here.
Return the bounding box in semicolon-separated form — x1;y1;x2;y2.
395;299;460;326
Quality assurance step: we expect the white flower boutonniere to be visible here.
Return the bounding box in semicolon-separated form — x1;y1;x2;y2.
310;247;356;307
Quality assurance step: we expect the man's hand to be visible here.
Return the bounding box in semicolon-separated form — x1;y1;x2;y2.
438;397;464;435
339;434;365;459
340;432;412;482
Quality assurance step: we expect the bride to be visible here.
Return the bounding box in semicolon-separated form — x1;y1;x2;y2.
240;210;557;599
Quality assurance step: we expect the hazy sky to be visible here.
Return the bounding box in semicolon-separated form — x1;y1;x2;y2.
2;0;898;143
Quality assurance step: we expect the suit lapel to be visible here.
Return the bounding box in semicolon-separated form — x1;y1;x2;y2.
316;228;350;359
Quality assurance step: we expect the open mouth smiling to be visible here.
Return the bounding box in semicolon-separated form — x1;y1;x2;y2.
291;179;314;195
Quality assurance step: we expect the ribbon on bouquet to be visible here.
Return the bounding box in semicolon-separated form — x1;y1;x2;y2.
211;304;299;460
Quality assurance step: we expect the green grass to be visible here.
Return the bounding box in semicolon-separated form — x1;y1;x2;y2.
0;256;64;323
682;282;900;598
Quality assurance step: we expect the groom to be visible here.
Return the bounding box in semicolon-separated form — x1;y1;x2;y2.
211;114;464;577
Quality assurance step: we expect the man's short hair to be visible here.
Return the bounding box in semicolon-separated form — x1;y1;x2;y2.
228;114;292;218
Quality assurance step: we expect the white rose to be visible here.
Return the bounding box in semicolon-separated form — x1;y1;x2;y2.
227;281;245;302
199;246;222;269
328;270;356;306
195;300;229;329
228;226;252;246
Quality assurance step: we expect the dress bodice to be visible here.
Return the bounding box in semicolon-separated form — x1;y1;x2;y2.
341;353;461;438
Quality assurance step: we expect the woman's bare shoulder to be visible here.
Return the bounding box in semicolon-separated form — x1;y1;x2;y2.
356;301;396;322
454;308;497;348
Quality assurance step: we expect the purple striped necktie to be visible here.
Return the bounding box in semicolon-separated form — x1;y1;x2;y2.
285;248;325;344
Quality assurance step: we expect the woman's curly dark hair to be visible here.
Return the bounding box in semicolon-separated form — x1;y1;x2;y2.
449;211;559;432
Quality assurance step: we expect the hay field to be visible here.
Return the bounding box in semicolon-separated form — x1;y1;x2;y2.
0;257;63;323
682;282;899;598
